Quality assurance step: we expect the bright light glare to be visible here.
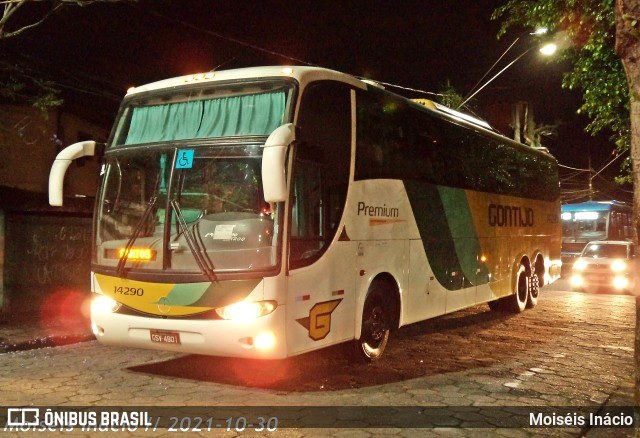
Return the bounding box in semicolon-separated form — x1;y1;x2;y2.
573;259;587;271
561;212;572;221
611;260;627;272
570;275;583;287
92;295;120;313
533;27;548;35
575;211;599;220
613;276;629;290
216;301;276;320
255;332;276;349
539;43;557;56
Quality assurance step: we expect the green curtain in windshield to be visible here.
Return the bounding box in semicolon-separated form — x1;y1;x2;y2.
125;91;285;144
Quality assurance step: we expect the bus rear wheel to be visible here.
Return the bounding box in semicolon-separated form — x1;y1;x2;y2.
354;288;390;362
527;272;540;308
508;264;528;313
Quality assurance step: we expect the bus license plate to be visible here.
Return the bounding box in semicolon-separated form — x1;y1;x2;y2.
150;330;181;345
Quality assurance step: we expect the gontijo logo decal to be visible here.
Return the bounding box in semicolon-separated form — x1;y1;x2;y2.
488;203;534;227
296;299;343;341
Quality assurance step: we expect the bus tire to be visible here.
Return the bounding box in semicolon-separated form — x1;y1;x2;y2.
354;286;391;362
527;272;540;308
508;264;528;313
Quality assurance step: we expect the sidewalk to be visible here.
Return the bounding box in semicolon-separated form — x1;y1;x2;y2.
0;301;94;353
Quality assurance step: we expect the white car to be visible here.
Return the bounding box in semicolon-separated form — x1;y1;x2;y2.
570;240;637;293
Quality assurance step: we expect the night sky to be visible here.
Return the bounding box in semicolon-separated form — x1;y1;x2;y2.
2;0;630;201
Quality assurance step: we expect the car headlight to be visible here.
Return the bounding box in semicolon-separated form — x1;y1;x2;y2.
573;259;587;271
613;276;629;290
215;301;277;320
570;275;583;287
611;260;627;272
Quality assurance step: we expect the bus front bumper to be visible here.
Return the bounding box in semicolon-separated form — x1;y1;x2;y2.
90;301;288;359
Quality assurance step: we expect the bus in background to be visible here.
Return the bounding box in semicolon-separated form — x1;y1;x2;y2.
49;66;561;362
561;201;635;269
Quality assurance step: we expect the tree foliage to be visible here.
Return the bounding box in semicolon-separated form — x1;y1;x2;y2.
435;81;469;109
493;0;631;180
0;1;125;39
0;75;63;112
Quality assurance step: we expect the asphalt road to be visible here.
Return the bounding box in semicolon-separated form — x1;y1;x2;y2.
0;284;636;437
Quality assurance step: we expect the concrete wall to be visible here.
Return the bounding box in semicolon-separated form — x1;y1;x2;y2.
1;211;92;316
0;210;4;311
0;186;94;318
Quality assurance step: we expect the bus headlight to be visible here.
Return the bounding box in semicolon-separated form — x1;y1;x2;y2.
215;301;277;320
92;295;121;313
611;260;627;272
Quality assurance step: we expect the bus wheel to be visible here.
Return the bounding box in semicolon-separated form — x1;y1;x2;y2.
355;288;390;362
527;272;540;308
509;264;528;313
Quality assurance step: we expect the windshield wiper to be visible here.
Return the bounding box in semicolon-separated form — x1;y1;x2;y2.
170;199;217;282
116;195;158;278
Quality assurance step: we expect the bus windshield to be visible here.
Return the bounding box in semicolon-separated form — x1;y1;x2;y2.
95;144;282;275
562;214;607;242
93;80;295;277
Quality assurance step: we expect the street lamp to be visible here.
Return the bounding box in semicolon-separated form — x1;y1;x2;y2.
458;29;556;109
539;43;557;56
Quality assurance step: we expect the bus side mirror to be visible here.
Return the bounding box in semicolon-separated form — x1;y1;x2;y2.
49;140;97;206
262;124;295;204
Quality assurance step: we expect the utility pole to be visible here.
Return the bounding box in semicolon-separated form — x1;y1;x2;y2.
588;149;593;201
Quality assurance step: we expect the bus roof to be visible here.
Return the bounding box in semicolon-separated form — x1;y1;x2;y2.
124;66;367;96
562;200;630;212
412;99;494;131
122;65;556;163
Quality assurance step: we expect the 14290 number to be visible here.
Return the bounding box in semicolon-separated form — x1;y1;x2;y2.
113;286;144;296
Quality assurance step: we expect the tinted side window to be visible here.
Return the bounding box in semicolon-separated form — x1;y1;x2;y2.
355;88;559;201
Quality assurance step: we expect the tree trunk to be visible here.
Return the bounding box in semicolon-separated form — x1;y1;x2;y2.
615;0;640;406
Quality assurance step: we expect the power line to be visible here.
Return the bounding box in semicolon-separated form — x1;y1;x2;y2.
137;3;442;100
139;4;321;68
558;163;590;172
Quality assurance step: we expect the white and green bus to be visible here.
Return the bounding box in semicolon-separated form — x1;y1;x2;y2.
49;66;561;361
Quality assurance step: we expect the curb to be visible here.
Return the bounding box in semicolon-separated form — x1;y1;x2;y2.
0;333;95;354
